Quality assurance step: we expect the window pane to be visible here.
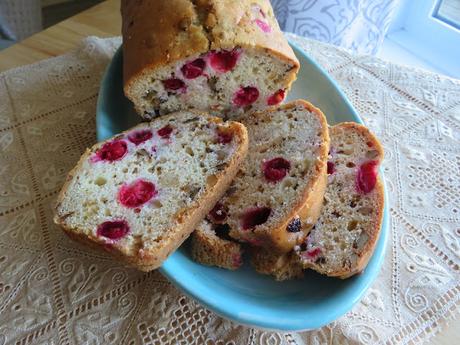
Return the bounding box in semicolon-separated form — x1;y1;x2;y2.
434;0;460;30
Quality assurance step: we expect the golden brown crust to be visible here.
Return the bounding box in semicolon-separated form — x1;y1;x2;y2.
54;112;249;271
121;0;299;98
121;0;209;92
252;100;330;253
191;224;243;270
204;0;299;65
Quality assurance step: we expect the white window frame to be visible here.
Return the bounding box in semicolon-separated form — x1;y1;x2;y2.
385;0;460;78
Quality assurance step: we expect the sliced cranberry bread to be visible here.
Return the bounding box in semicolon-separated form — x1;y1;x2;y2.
191;100;328;255
296;122;384;279
121;0;299;119
54;112;248;271
250;249;303;281
190;216;243;270
189;100;329;269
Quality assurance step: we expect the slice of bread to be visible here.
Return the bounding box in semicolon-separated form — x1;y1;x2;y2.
296;122;384;278
121;0;299;119
251;122;384;280
54;111;248;271
189;100;329;270
191;100;329;256
190;217;243;270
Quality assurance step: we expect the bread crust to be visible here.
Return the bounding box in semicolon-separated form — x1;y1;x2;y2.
121;0;299;104
191;223;243;270
54;111;249;271
250;248;303;281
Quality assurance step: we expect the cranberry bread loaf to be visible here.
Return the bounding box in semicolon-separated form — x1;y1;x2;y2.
190;100;329;256
54;112;248;271
296;122;384;279
121;0;299;119
190;214;243;270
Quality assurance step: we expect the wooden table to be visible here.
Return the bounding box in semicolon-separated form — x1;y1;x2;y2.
0;0;120;72
0;1;457;344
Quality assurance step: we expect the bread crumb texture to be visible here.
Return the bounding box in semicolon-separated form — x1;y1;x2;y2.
296;122;384;278
55;112;246;266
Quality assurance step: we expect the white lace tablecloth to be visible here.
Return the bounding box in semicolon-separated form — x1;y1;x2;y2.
0;34;459;345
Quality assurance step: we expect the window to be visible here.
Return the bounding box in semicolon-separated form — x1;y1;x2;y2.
379;0;460;78
434;0;460;30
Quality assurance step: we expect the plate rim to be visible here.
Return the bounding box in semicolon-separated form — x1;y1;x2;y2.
96;38;389;331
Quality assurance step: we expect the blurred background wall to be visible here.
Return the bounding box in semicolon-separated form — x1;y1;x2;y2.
271;0;401;55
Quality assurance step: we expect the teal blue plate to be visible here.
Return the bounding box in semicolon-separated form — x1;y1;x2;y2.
96;40;389;331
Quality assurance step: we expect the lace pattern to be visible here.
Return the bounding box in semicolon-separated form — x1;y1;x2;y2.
0;34;459;344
